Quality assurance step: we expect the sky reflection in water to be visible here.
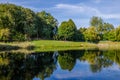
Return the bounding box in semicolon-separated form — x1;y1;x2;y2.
0;50;120;80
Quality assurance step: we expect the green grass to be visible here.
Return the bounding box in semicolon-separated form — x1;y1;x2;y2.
1;40;120;53
32;40;97;52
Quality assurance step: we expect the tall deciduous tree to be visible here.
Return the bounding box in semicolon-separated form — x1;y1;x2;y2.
90;16;103;32
37;11;58;39
0;4;37;41
58;19;77;41
90;16;103;39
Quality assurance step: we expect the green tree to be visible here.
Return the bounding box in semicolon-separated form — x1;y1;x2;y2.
103;23;114;32
90;16;103;32
90;16;104;40
0;28;10;41
84;26;100;42
37;11;58;39
34;15;43;39
22;8;37;40
102;23;114;41
76;27;86;41
58;19;77;41
103;29;116;41
115;26;120;41
0;4;37;41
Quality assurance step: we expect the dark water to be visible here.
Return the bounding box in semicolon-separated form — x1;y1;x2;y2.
0;50;120;80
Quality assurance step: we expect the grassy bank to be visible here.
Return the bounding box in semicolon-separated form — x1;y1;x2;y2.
1;40;120;53
0;42;33;52
97;41;120;50
32;40;97;52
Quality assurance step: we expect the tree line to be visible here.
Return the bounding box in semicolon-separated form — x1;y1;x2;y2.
0;3;120;42
0;3;58;41
58;16;120;42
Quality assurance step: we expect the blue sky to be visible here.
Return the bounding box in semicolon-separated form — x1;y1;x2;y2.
0;0;120;28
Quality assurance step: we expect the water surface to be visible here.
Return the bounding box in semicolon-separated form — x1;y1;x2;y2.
0;50;120;80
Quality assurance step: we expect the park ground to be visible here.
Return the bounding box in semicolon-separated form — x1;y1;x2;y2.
0;40;120;53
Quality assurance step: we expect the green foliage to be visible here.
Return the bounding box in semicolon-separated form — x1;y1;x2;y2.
58;19;77;41
90;16;104;40
103;23;114;32
90;16;115;41
84;26;100;42
58;53;75;71
76;27;86;41
0;28;10;41
90;16;103;32
0;3;119;42
0;4;58;41
0;4;37;41
102;23;114;41
12;32;26;41
116;26;120;41
103;29;116;41
36;11;58;39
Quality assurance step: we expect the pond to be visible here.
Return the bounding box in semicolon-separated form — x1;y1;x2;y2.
0;50;120;80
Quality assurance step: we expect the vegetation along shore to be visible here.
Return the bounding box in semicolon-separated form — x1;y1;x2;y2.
1;40;120;53
0;4;120;52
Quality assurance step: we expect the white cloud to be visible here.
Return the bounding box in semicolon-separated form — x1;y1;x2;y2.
54;71;92;79
54;4;100;15
49;3;120;27
98;14;120;19
0;0;120;27
55;4;76;10
53;3;120;20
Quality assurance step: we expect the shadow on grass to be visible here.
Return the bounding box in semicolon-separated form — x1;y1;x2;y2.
26;45;35;50
0;44;20;51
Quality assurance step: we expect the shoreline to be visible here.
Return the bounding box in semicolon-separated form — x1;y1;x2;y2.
0;40;120;53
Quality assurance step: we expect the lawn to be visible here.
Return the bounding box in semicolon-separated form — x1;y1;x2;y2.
32;40;97;52
1;40;120;53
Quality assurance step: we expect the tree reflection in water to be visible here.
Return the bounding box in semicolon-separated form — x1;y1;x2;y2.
0;50;120;80
0;52;57;80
